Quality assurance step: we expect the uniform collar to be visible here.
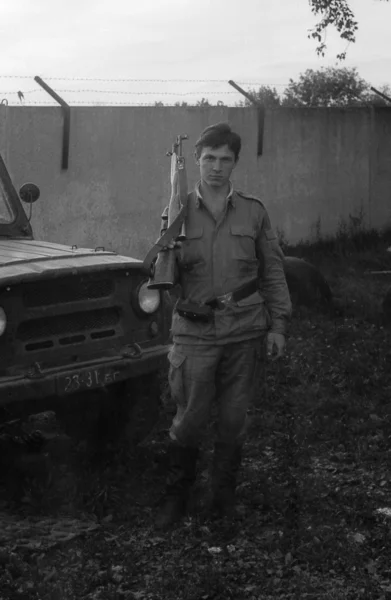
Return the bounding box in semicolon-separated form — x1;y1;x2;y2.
195;180;235;208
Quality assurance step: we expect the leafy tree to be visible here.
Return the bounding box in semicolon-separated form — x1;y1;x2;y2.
282;66;369;107
309;0;389;59
196;97;212;107
173;99;226;107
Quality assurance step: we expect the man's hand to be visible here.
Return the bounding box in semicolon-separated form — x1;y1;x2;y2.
166;240;183;250
266;332;285;361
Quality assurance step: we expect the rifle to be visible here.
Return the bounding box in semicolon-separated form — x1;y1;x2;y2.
144;134;189;289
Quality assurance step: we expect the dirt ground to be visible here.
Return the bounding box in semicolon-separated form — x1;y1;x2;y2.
1;234;391;600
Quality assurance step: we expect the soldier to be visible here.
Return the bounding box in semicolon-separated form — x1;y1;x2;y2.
155;122;291;529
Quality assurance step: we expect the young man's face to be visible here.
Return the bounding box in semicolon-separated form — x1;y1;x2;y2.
196;144;237;189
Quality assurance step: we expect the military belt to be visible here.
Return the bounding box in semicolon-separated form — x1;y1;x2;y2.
176;278;259;322
205;278;259;310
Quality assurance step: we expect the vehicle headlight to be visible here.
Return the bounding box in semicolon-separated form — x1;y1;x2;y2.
0;307;7;336
138;282;160;314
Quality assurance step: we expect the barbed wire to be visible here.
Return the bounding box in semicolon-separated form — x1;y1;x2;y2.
0;75;289;86
1;101;225;106
58;90;240;95
0;90;39;95
0;89;241;96
0;75;289;106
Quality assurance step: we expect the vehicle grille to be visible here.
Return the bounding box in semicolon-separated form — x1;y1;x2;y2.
17;308;120;343
23;278;114;307
0;270;161;365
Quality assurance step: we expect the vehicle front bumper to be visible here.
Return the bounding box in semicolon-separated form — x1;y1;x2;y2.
0;344;169;405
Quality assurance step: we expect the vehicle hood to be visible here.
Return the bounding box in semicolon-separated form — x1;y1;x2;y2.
0;239;144;286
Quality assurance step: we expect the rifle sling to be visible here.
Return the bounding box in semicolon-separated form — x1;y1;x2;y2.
142;207;186;274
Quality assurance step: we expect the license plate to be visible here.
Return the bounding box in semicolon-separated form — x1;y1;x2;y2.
57;366;122;395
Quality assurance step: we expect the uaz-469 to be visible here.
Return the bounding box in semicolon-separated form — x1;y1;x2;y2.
0;152;169;443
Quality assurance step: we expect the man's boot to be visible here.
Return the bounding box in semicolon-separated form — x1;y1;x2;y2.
155;441;199;530
210;442;243;519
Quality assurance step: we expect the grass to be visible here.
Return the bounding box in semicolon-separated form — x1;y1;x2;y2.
1;226;391;599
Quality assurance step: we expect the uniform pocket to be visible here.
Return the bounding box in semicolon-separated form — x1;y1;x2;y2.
230;225;255;237
230;225;256;260
168;349;186;369
181;226;204;269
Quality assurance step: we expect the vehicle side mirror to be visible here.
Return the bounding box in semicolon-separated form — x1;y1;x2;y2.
19;183;40;204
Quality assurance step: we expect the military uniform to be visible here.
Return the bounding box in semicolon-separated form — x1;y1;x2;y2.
155;180;291;528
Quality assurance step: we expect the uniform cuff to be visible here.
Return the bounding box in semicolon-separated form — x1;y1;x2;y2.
269;319;287;335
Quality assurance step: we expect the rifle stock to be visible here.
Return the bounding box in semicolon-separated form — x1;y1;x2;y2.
147;134;188;290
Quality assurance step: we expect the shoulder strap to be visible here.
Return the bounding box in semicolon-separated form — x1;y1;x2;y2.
142;206;186;275
236;190;266;208
142;191;195;275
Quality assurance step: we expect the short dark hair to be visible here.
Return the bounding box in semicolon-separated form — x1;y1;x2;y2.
195;122;241;161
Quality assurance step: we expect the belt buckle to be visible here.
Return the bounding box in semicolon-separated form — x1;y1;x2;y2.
216;291;233;310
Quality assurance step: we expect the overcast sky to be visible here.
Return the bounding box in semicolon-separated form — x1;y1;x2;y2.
0;0;390;105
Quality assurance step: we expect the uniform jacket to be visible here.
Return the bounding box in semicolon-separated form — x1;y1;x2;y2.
163;181;291;346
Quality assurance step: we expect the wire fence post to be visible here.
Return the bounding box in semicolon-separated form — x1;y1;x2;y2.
34;76;70;170
228;80;264;156
370;86;391;104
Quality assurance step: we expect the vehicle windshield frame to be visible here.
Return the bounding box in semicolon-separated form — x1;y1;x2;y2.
0;153;33;239
0;177;17;224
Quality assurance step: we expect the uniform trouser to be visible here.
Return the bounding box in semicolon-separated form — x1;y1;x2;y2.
167;337;264;448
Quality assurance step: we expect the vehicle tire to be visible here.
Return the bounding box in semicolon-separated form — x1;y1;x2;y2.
92;372;163;452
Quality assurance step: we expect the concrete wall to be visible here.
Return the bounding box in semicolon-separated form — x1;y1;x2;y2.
0;105;390;259
261;108;373;241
